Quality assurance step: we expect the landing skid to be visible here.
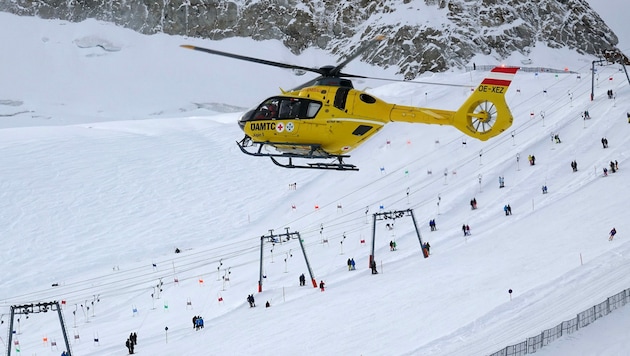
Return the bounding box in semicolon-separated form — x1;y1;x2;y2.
237;137;359;171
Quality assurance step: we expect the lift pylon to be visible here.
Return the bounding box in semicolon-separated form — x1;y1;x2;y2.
258;228;317;292
369;209;428;273
7;301;72;356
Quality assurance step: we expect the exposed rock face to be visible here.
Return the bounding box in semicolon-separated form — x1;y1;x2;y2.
1;0;619;78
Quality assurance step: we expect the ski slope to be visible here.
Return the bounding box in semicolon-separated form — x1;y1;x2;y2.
1;11;629;356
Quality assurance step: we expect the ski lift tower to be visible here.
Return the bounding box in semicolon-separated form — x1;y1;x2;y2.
592;50;630;101
369;209;428;271
7;301;72;356
258;228;317;292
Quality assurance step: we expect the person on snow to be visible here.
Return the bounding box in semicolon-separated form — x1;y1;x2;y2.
424;242;431;254
130;332;137;345
603;167;608;176
609;228;617;241
192;316;198;329
507;204;512;215
462;224;467;236
347;258;352;271
319;280;326;291
371;260;378;274
350;258;356;270
125;338;134;354
504;205;509;216
601;137;608;148
265;301;271;308
247;294;256;307
466;225;471;235
195;316;204;330
299;273;306;286
542;185;548;194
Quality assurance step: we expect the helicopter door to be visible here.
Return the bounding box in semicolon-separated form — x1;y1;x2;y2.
333;87;351;111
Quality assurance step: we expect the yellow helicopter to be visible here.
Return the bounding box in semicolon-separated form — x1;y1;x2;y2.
181;36;519;171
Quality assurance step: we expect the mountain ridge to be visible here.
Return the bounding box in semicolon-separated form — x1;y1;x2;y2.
1;0;620;78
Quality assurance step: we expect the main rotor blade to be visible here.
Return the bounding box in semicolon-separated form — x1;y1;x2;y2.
181;44;322;75
330;34;385;76
357;75;473;88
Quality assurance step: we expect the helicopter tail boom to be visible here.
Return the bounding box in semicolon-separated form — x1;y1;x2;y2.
388;66;519;141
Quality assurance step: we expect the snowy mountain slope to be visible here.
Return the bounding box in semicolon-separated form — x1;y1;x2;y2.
1;12;630;356
0;0;621;77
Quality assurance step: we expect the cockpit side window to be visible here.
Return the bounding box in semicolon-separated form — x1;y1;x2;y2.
275;98;321;119
279;99;301;119
306;102;321;118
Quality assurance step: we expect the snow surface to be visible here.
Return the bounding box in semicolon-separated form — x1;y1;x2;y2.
1;9;630;356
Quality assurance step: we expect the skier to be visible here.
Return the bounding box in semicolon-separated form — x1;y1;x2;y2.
192;316;198;329
603;167;608;176
507;204;512;215
371;260;378;274
265;301;271;308
424;242;431;254
299;273;306;286
350;258;356;270
125;338;134;354
462;224;467;236
319;280;326;291
610;161;616;173
542;185;548;194
466;225;471;235
130;332;137;345
347;258;352;271
609;228;617;241
504;205;509;216
195;316;204;330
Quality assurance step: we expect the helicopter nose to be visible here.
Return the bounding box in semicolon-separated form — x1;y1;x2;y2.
239;109;255;131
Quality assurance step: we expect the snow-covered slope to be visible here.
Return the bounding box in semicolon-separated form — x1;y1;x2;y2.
1;12;629;356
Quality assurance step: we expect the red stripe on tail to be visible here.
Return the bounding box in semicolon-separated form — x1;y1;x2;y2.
481;78;512;86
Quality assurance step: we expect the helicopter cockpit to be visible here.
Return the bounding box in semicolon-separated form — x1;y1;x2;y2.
239;97;322;129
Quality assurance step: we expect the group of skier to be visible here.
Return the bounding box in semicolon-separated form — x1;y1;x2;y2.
125;332;137;354
346;258;356;270
192;315;204;330
429;218;438;230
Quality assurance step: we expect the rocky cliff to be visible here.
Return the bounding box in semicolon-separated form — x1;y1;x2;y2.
1;0;619;78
